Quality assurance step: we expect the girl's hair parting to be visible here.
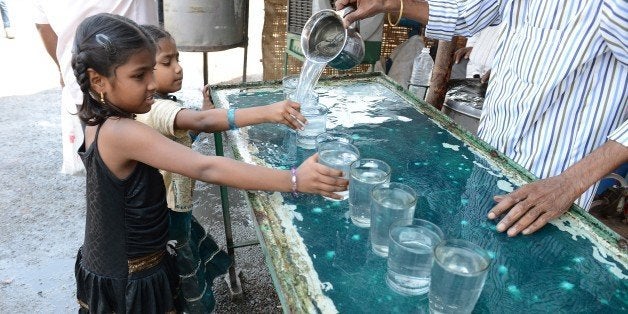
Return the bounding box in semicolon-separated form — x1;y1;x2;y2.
71;13;156;126
139;24;173;45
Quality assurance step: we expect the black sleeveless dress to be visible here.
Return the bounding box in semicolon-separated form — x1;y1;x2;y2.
76;123;180;313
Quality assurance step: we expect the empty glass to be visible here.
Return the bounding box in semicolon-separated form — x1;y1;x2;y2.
317;141;360;201
370;183;417;257
349;159;391;228
386;218;444;296
429;239;491;314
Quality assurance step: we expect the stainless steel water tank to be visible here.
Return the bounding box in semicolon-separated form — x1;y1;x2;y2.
163;0;247;52
441;79;486;135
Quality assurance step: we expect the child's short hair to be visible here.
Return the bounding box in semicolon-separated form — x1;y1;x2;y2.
72;13;156;125
139;24;173;45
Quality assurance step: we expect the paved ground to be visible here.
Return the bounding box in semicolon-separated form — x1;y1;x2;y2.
0;1;282;313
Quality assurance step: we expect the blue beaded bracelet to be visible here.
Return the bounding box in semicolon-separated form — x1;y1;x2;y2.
227;108;237;130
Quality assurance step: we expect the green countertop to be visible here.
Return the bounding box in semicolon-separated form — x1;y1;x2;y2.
211;73;627;313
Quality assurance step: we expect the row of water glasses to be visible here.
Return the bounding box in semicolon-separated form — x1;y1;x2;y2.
371;190;491;313
287;71;494;308
314;131;491;313
314;131;390;212
369;187;491;313
386;220;491;313
314;131;394;229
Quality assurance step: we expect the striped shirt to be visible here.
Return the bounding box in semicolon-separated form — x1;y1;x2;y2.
426;0;628;209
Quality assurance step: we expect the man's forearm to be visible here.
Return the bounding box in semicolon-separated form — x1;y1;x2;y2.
398;0;429;25
563;140;628;197
35;23;60;69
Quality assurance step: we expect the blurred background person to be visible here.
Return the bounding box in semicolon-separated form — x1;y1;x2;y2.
1;0;14;39
451;24;504;82
33;0;158;175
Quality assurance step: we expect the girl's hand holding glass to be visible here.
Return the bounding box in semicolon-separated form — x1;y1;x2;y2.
263;100;306;130
296;154;349;199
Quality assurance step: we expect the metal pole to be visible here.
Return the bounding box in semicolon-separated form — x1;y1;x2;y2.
203;52;208;86
205;52;243;298
157;0;164;26
214;132;242;298
242;0;249;82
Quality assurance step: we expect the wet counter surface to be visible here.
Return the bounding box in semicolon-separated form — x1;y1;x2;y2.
211;73;627;313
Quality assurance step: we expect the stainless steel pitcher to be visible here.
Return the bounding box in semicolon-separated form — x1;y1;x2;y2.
301;8;365;70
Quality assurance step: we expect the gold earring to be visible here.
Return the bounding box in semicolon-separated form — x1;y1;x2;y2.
100;92;105;104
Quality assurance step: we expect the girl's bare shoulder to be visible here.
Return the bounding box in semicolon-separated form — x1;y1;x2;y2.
96;117;160;149
105;117;155;135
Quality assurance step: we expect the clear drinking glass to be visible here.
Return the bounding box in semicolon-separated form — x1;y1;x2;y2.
297;107;327;149
317;141;360;201
348;159;391;228
386;218;444;296
370;182;417;257
429;239;491;314
287;91;325;149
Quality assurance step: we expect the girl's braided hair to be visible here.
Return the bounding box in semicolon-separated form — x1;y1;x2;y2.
71;13;155;126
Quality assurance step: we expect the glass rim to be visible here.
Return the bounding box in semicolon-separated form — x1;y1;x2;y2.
388;218;444;248
370;182;417;207
315;131;353;150
349;158;391;173
316;141;360;155
433;239;491;275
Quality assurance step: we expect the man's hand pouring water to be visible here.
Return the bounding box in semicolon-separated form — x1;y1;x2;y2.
335;0;430;27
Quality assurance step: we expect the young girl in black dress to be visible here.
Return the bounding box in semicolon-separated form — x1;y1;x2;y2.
72;13;347;313
136;24;313;313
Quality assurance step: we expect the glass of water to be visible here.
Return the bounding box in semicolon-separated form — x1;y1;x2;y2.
386;218;444;296
317;141;360;201
348;159;391;228
429;239;491;314
315;130;353;151
370;182;417;257
297;105;327;149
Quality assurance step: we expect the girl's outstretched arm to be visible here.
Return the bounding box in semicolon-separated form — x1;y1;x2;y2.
174;100;306;133
97;118;347;199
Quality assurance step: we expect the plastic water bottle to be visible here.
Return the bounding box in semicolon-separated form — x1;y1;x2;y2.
408;47;434;100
